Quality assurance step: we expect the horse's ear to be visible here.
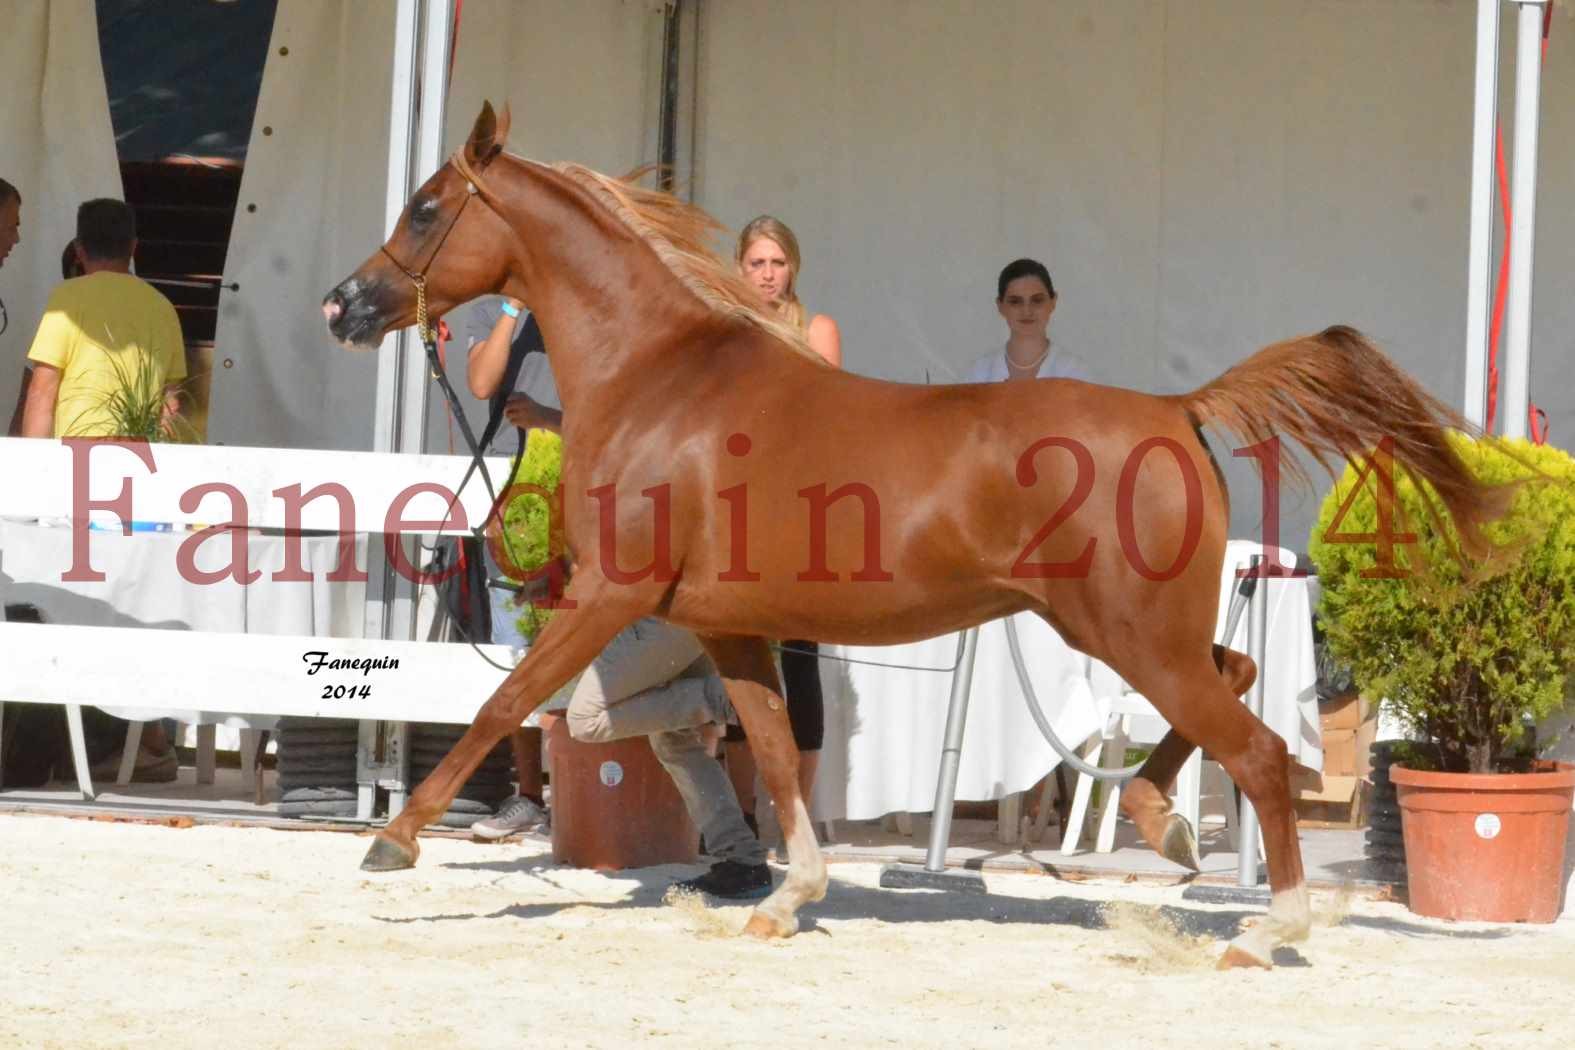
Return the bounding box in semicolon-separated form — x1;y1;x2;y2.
464;100;504;167
494;103;511;155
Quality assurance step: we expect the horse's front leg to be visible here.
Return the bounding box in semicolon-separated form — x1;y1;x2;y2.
360;581;641;871
698;634;827;938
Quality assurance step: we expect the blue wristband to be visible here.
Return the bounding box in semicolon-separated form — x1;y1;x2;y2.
499;302;521;319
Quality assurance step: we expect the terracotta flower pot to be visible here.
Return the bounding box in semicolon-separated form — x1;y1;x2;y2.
539;713;699;871
1392;761;1575;922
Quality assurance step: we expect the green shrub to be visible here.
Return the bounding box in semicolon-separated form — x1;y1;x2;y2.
1308;435;1575;773
497;428;564;644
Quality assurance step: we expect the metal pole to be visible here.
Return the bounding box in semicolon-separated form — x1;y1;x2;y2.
1462;0;1500;429
364;0;421;649
922;626;980;872
1501;0;1547;440
395;0;452;468
358;0;449;820
1238;556;1268;887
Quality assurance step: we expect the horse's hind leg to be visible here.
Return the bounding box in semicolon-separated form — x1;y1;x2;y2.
361;582;639;871
698;634;826;938
1118;644;1256;871
1121;654;1308;968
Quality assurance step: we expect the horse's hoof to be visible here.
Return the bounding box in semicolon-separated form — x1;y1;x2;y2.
360;834;417;872
742;909;796;939
1160;814;1202;872
1216;944;1272;971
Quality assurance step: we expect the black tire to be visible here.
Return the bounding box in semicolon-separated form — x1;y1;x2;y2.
436;796;496;815
279;785;359;803
408;770;513;790
1362;859;1407;883
407;774;513;794
1365;830;1404;852
277;778;359;794
408;743;511;761
276;743;357;758
278;799;359;819
274;768;357;783
274;752;357;768
277;717;360;732
408;724;473;743
276;731;361;748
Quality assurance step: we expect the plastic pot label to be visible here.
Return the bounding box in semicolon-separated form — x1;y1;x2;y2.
1474;813;1501;840
598;760;624;788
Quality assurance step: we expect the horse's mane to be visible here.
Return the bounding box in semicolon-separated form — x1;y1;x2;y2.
547;161;828;367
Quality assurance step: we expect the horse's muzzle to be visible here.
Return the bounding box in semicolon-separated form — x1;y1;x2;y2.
322;278;390;350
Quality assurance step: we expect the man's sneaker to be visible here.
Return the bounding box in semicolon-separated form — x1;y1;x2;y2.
670;859;773;900
470;795;549;840
89;744;178;784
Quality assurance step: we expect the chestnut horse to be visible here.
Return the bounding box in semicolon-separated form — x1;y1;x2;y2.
323;103;1505;968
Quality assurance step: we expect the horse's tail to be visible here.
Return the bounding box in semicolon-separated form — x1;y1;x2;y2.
1177;324;1513;560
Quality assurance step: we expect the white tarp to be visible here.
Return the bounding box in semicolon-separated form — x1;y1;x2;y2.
422;0;664;454
0;0;122;415
17;0;1568;544
206;0;398;451
694;0;1575;547
206;0;663;453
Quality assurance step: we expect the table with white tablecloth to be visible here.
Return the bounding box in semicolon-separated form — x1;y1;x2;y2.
811;540;1322;823
0;519;368;732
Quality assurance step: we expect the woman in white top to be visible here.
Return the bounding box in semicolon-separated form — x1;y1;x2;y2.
965;258;1089;384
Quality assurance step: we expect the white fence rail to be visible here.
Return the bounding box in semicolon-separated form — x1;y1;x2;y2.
0;437;523;810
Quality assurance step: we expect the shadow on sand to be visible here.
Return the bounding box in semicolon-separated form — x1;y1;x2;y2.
372;856;1526;963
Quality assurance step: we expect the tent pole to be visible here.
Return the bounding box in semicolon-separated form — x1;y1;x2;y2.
1501;0;1547;441
1462;0;1500;430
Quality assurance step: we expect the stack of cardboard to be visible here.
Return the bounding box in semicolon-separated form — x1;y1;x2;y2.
1293;693;1378;827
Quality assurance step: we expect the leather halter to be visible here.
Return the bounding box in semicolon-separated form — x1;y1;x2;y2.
378;151;484;346
377;150;527;614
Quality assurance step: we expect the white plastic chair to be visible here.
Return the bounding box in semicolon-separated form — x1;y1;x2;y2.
1060;543;1293;856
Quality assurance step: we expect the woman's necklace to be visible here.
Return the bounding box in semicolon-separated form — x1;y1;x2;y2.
1005;339;1050;373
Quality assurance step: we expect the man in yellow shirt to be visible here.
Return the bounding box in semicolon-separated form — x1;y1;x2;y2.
22;198;186;439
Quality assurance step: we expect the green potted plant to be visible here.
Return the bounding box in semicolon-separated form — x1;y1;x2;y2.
1309;434;1575;922
77;345;199;443
496;427;565;645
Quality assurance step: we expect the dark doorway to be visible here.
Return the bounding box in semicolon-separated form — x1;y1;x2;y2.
96;0;278;438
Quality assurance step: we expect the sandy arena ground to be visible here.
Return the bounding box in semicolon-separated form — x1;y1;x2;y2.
1;814;1572;1050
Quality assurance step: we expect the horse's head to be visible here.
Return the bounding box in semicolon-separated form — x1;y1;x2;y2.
322;101;516;349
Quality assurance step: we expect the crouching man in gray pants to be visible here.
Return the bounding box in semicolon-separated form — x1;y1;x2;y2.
566;615;772;899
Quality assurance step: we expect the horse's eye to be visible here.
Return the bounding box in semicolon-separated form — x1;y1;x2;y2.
410;199;440;231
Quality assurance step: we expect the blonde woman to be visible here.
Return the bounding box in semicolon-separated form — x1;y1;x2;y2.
736;215;841;367
724;214;838;828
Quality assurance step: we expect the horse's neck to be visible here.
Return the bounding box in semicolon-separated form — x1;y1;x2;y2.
494;159;713;409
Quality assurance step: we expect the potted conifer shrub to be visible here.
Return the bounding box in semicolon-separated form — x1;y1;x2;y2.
1309;435;1575;922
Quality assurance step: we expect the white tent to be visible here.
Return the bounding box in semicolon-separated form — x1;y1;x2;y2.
4;0;1571;551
